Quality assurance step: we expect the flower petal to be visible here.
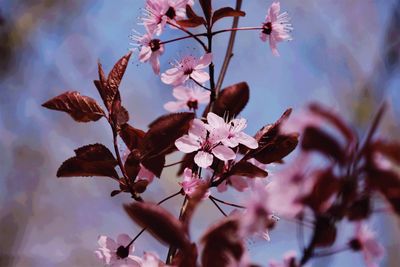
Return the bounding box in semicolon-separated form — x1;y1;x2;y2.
196;53;213;69
164;101;186;112
117;234;132;247
207;112;226;128
237;132;259;149
194;151;214;168
190;69;210;84
98;235;118;250
175;135;200;153
212;145;236;161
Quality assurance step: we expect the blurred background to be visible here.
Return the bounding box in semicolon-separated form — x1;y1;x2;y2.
1;0;400;266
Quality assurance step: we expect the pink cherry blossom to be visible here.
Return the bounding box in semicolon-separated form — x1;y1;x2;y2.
260;1;293;56
141;252;170;267
175;117;236;168
164;85;210;112
137;164;156;183
161;53;212;86
206;112;259;149
179;168;210;198
142;0;193;36
351;223;384;267
269;251;297;267
95;234;142;267
130;31;164;74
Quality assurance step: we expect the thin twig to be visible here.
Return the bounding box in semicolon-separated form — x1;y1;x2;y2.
209;197;228;217
215;0;244;95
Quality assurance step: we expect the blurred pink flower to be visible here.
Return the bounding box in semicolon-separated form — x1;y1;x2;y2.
351;223;384;267
269;251;297;267
179;168;210;198
161;53;212;86
95;234;142;266
142;0;193;36
164;85;210;112
175;117;236;168
130;31;164;74
260;1;292;56
137;164;156;183
206;113;259;149
141;252;170;267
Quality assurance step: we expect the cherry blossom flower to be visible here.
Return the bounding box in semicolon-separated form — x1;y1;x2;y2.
269;251;297;267
142;0;193;36
141;252;169;267
175;117;236;168
137;164;155;183
95;234;142;267
179;168;210;198
349;223;384;267
164;85;210;112
260;1;293;56
205;112;259;149
161;53;212;86
130;31;164;74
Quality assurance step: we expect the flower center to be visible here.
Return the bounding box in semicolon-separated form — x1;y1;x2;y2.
262;22;273;35
116;245;129;259
149;39;161;52
165;7;176;19
184;68;194;75
187;99;198;110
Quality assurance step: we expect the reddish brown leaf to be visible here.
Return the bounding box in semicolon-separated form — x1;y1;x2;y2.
95;61;112;110
141;112;195;158
57;143;118;179
107;51;132;98
124;149;141;180
178;152;196;175
132;180;149;194
229;161;268;178
309;103;355;144
119;123;146;151
347;196;371;221
367;168;400;215
124;202;190;249
42;91;105;122
199;0;212;23
313;216;337;247
212;7;245;25
110;93;129;128
302;126;346;164
371;140;400;165
302;169;340;213
201;218;244;267
141;155;165;178
204;82;249;119
252;133;298;164
186;4;198;19
176;17;206;28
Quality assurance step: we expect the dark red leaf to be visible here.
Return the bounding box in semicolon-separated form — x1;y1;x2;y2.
309;103;355;144
367;168;400;215
186;4;198;19
110;93;129;128
347;196;371;221
229;161;268;178
201;218;244;267
199;0;212;24
371;140;400;165
313;216;337;247
132;180;149;194
124;149;141;180
107;51;132;98
204;82;249;119
95;62;112;110
124;202;190;249
141;155;165;178
110;190;122;197
119;123;146;151
176;17;206;28
252;133;298;164
302;126;346;163
212;7;245;25
141;112;195;158
42;91;105;122
57;144;118;179
178;152;196;175
302;169;340;213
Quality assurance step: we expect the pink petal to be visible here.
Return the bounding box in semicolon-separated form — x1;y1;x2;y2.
237;132;259;149
230;176;249;192
190;69;210;84
139;46;152;62
98;235;117;250
161;68;182;85
207;112;226;128
175;135;200;153
268;2;280;22
125;256;143;267
149;54;160;75
164;101;186;112
196;53;213;69
137;165;156;181
172;86;191;100
189;119;208;139
212;145;236;161
194;151;214;168
269;36;280;57
117;234;132;247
